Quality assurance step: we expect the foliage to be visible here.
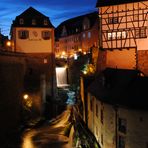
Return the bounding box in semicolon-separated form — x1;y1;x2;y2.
82;64;96;76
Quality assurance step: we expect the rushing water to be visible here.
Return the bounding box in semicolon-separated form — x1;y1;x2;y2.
56;67;68;87
22;108;73;148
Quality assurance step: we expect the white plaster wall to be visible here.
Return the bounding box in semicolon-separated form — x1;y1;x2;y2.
119;108;148;148
87;93;148;148
14;27;53;53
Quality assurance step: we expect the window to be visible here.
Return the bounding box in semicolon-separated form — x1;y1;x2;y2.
88;32;91;38
118;136;125;148
83;33;86;38
101;109;103;124
118;118;127;134
101;134;103;145
135;27;147;38
90;97;94;111
96;126;98;136
76;28;78;32
18;30;29;39
19;18;24;25
42;31;50;40
108;32;112;40
44;19;48;25
107;31;127;40
32;19;36;25
83;25;86;30
108;17;119;24
96;104;98;117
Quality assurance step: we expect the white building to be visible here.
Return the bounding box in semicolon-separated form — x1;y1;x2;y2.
87;68;148;148
10;7;54;54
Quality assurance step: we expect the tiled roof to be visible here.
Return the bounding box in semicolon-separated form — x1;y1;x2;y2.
12;7;54;28
88;68;148;110
96;0;147;7
55;11;98;38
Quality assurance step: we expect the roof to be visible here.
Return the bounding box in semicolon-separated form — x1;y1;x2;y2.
96;0;147;7
11;7;54;28
55;11;98;38
88;68;148;110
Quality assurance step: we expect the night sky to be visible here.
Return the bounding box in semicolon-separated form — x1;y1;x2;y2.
0;0;97;37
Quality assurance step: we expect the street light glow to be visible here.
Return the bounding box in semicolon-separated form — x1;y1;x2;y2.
23;94;29;100
6;41;11;47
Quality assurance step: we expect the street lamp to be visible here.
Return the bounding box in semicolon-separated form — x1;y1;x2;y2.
6;40;12;51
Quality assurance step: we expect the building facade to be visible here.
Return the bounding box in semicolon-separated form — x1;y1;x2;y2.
55;12;99;59
10;7;54;53
86;68;148;148
10;7;56;117
96;0;148;75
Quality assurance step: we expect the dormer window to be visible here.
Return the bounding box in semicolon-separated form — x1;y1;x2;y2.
44;19;48;25
19;18;24;25
32;19;36;25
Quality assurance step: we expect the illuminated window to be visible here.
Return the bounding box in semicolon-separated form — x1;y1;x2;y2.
88;32;91;38
83;33;86;38
108;32;112;40
107;31;127;40
18;30;29;39
32;19;36;25
84;25;86;30
44;19;48;25
108;17;119;24
122;31;127;39
19;18;24;25
76;28;78;32
135;27;147;38
112;32;116;40
117;32;122;39
42;31;50;40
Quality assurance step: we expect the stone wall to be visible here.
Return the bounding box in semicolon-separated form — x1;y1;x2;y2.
0;53;26;142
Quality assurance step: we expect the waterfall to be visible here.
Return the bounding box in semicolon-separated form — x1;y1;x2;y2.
56;67;68;87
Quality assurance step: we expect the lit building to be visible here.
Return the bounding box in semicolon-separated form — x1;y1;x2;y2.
87;68;148;148
96;0;148;76
10;7;54;53
55;12;99;58
10;7;56;117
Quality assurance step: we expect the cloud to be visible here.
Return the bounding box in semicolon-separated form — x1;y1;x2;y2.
0;0;98;36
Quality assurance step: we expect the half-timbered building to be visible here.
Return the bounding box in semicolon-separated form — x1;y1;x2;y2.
96;0;148;75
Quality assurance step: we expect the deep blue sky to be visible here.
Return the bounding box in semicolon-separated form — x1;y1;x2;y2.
0;0;98;37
